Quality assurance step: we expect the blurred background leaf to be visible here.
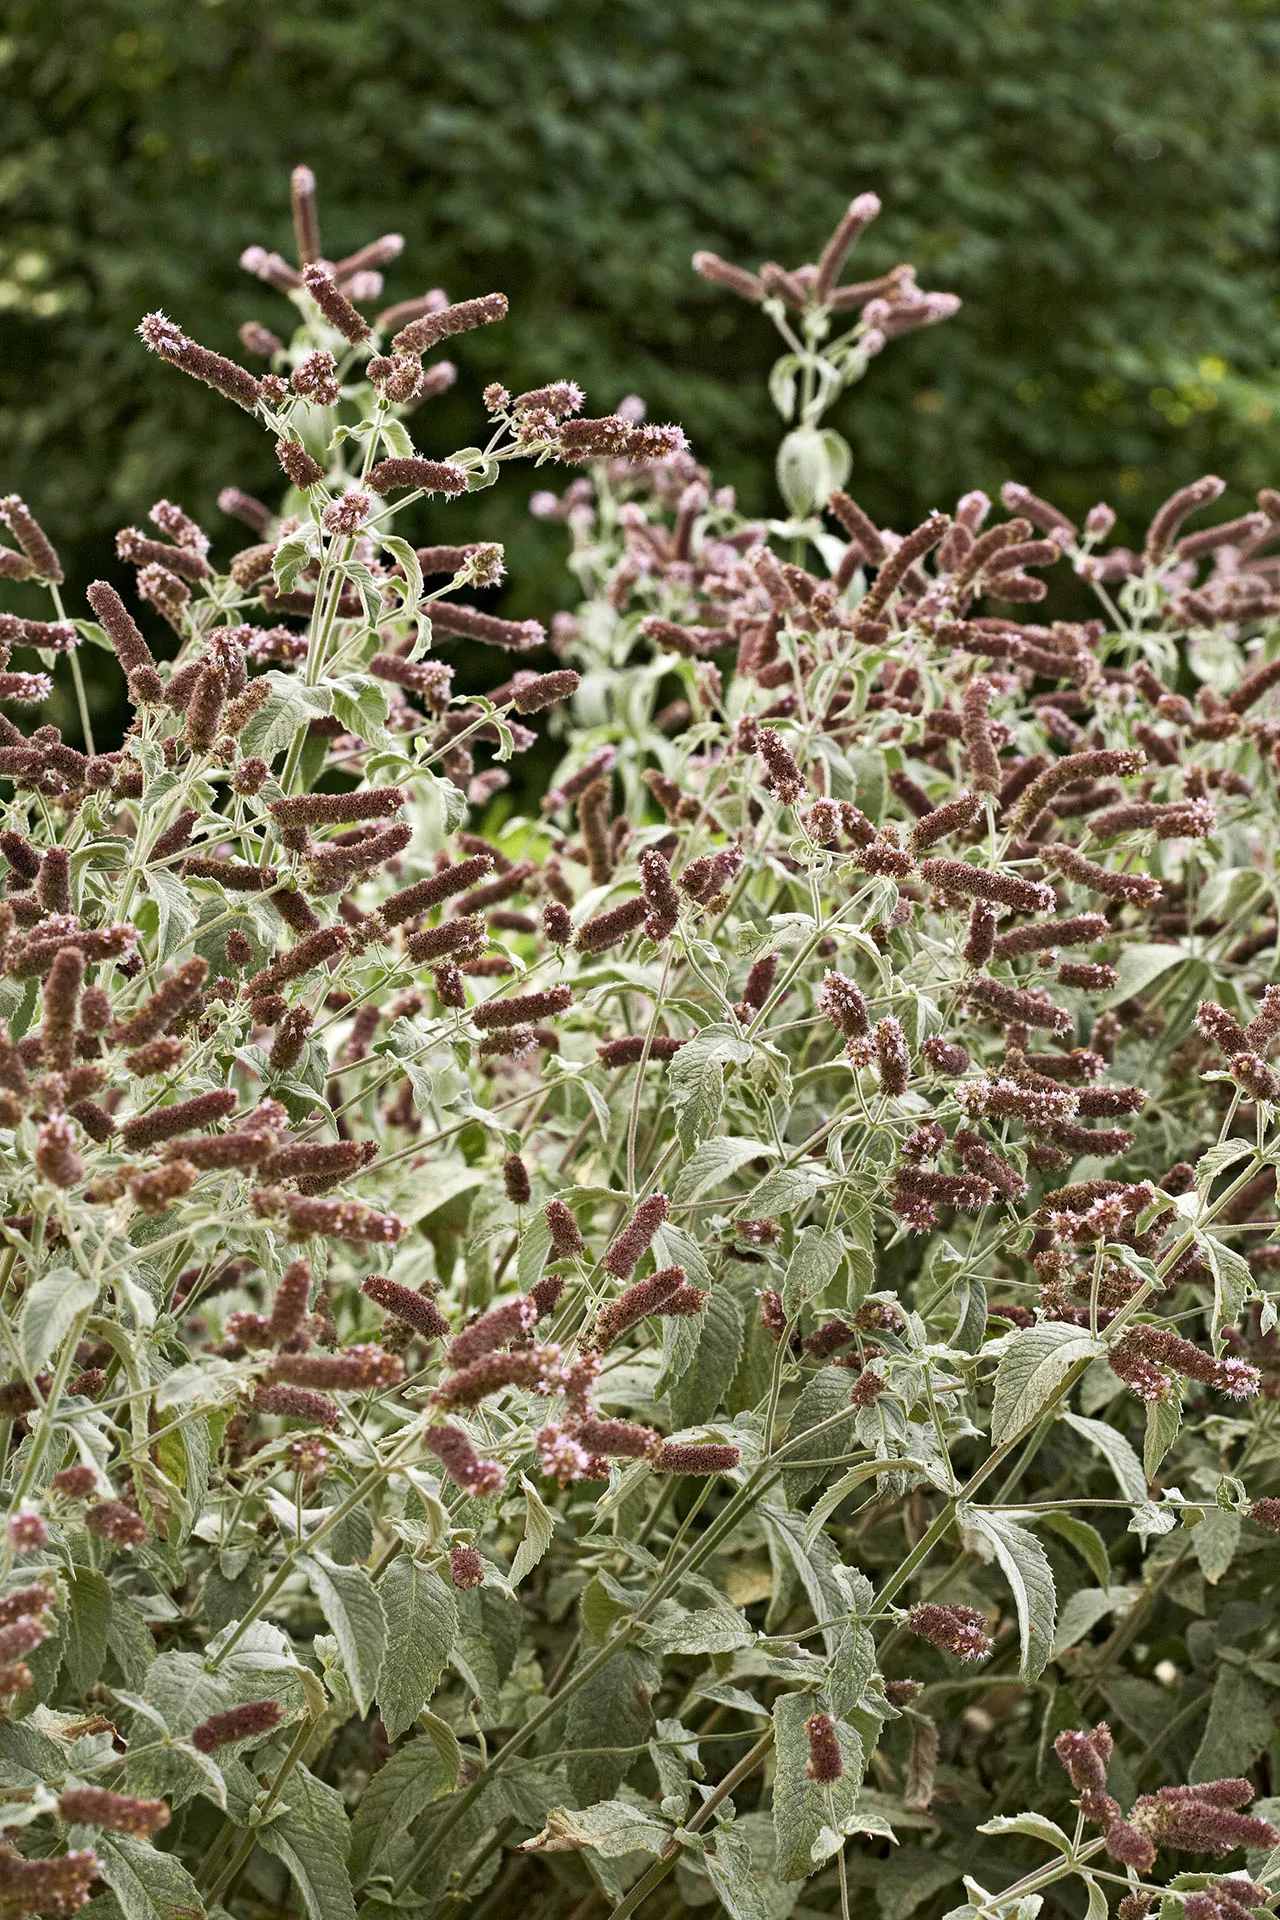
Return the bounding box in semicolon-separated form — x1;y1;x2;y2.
3;0;1280;619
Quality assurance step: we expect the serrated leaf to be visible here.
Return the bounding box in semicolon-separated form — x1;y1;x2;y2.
702;1821;771;1920
1191;1664;1275;1781
257;1813;355;1920
960;1505;1056;1681
803;1457;919;1552
740;1168;825;1220
20;1265;97;1374
991;1324;1101;1447
653;1223;716;1393
376;1556;457;1739
1097;942;1187;1008
302;1554;386;1718
781;1226;844;1318
97;1834;206;1920
510;1473;556;1585
1061;1411;1148;1503
1195;1140;1256;1190
666;1023;754;1085
62;1568;111;1694
521;1799;669;1857
1144;1382;1183;1479
144;866;198;965
349;1719;460;1883
677;1056;724;1154
668;1287;744;1427
771;1690;865;1880
781;1366;858;1498
565;1647;655;1805
647;1604;752;1654
1201;1233;1253;1342
672;1135;776;1205
1191;1506;1241;1584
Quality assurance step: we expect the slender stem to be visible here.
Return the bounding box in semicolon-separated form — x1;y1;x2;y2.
204;1708;317;1904
604;1729;775;1920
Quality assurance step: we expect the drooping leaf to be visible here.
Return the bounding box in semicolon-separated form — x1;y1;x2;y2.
349;1719;460;1883
376;1557;457;1740
510;1474;556;1586
959;1505;1056;1681
61;1568;111;1694
565;1647;656;1805
302;1554;386;1719
1191;1664;1276;1781
668;1286;744;1427
96;1834;206;1920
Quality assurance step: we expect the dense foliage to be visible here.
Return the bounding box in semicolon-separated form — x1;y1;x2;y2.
6;164;1280;1920
5;0;1280;644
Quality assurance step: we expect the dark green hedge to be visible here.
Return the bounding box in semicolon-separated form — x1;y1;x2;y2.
4;0;1280;615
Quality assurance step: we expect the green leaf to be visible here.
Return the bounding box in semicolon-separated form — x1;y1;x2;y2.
376;1556;457;1740
1190;1506;1241;1584
349;1721;460;1883
302;1554;386;1718
976;1812;1071;1851
781;1366;858;1498
240;671;333;766
271;525;318;593
668;1286;744;1427
144;866;198;965
1052;1585;1137;1657
702;1822;771;1920
781;1226;845;1318
990;1324;1102;1447
742;1168;825;1220
647;1604;752;1655
959;1505;1056;1682
510;1473;556;1586
771;1690;865;1881
378;533;423;611
653;1224;716;1393
20;1265;96;1374
672;1135;776;1204
667;1023;754;1084
257;1812;355;1920
1144;1382;1184;1479
565;1647;655;1805
1201;1233;1252;1342
803;1457;919;1552
677;1056;724;1155
1097;942;1188;1008
1191;1664;1276;1781
1039;1512;1112;1590
1061;1411;1148;1504
62;1568;112;1694
521;1799;669;1858
97;1834;206;1920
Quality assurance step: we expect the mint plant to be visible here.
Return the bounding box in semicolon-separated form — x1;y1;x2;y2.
0;166;1279;1920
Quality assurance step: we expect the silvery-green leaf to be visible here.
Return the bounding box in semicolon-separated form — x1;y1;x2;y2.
20;1265;97;1374
376;1556;456;1740
959;1506;1055;1681
510;1473;556;1585
301;1555;386;1719
990;1324;1101;1447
